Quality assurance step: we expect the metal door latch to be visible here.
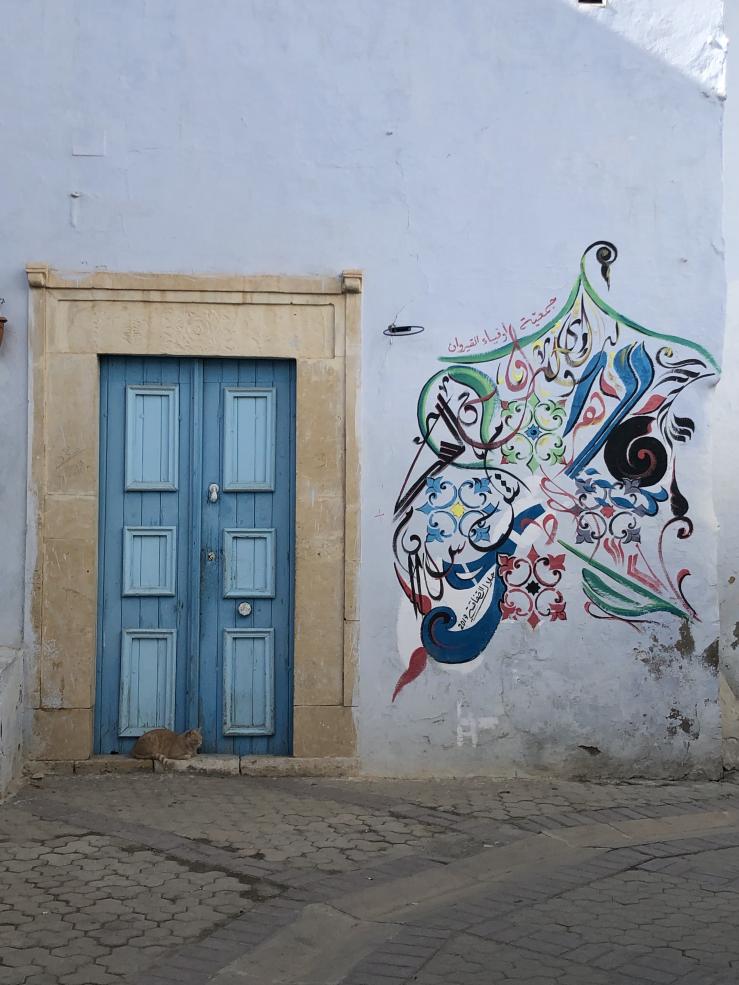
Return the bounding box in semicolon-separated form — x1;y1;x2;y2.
208;483;219;503
207;550;216;561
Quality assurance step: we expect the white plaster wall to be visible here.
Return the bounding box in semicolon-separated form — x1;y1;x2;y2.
0;0;726;779
718;1;739;770
0;650;23;796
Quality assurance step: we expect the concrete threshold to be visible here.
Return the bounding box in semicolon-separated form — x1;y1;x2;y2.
24;755;358;779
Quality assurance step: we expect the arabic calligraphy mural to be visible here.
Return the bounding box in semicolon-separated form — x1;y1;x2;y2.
392;241;719;701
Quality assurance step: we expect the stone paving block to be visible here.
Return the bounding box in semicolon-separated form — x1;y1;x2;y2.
206;925;266;948
359;957;423;976
513;936;571;957
616;962;677;984
590;944;653;971
470;920;530;943
59;966;120;984
185;937;244;962
0;968;44;985
343;974;407;985
383;944;436;962
686;974;734;985
135;970;206;985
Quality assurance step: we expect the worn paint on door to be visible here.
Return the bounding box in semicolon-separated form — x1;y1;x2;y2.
95;357;295;755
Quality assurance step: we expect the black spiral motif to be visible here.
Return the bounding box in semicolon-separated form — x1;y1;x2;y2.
584;241;618;288
603;416;668;488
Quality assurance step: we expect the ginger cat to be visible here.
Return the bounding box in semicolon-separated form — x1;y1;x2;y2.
131;727;202;763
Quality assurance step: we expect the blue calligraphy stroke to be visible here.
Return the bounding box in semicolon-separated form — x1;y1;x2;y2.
442;550;498;590
421;504;544;665
565;342;654;479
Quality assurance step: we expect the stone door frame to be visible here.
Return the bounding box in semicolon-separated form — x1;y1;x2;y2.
25;265;361;761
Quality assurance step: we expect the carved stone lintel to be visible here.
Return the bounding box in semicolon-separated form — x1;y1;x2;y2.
26;264;49;288
341;270;363;295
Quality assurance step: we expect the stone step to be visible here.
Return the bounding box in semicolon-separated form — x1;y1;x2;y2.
25;754;358;778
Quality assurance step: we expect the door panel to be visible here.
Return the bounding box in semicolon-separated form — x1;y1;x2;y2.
124;384;179;490
97;357;194;754
223;387;276;491
223;629;275;736
118;629;177;736
96;356;294;756
198;359;293;755
122;526;177;596
223;529;275;598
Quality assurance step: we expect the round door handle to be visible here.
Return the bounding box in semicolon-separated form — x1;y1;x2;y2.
238;602;252;617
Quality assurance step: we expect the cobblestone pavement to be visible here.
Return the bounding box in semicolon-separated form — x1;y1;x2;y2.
1;772;739;983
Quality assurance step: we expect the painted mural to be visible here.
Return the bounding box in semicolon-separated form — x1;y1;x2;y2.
392;241;719;701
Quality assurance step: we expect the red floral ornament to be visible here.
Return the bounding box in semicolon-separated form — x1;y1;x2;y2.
497;554;516;576
549;599;567;621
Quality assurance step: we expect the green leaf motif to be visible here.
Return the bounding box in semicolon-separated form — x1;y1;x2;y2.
581;570;674;620
559;540;688;621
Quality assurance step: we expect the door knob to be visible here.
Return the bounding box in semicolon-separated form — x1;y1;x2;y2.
208;483;219;503
238;602;252;617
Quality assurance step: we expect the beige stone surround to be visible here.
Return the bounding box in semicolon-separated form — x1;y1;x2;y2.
25;266;361;761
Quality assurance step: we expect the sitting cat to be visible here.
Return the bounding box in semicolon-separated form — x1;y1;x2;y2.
131;727;202;764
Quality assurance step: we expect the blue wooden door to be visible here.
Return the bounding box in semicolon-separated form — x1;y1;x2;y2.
96;356;295;756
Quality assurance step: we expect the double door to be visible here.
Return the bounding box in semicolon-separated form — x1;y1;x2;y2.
95;356;295;755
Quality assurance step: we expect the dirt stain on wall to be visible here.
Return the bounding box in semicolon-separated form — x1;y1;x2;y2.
675;622;695;658
637;627;718;679
701;639;719;673
666;707;699;739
